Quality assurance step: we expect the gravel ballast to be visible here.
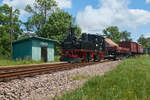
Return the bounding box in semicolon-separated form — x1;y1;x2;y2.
0;61;120;100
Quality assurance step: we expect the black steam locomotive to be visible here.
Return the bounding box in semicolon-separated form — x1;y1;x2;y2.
60;28;106;62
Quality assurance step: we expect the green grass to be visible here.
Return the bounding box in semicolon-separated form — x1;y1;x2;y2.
54;56;60;62
72;75;88;81
55;56;150;100
0;58;43;67
0;56;60;67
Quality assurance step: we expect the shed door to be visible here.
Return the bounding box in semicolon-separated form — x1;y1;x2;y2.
41;47;47;62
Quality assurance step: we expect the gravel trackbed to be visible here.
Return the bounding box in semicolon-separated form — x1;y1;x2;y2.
0;61;120;100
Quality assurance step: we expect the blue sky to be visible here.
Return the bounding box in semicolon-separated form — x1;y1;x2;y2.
1;0;150;41
66;0;150;41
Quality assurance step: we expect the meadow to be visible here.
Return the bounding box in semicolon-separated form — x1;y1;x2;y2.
55;56;150;100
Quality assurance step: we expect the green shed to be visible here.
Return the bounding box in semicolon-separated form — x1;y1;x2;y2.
12;37;58;62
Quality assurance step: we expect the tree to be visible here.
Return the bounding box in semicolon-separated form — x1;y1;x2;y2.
120;31;132;42
138;35;150;54
71;17;82;38
73;26;82;39
0;4;22;56
25;0;57;35
138;35;150;48
34;0;57;23
25;0;82;55
103;26;121;43
103;26;132;43
40;10;81;42
0;26;10;56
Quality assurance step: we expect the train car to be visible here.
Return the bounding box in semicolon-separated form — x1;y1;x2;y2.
137;44;143;54
119;42;138;55
60;28;106;62
105;39;130;60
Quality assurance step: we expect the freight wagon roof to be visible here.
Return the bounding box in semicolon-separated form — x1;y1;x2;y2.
119;41;137;44
105;38;118;47
119;41;142;46
13;36;59;44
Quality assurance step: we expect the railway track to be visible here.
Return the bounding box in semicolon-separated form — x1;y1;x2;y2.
0;60;111;82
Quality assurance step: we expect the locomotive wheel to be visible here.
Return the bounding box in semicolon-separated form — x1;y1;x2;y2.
93;55;96;61
86;53;90;62
113;56;117;61
68;58;81;63
98;55;101;62
94;55;101;62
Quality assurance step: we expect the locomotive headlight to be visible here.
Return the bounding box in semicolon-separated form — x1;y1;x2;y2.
96;44;98;47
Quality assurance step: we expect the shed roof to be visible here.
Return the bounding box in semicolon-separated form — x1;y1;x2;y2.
13;36;59;44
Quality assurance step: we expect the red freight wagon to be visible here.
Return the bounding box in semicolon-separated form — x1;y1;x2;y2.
106;45;130;54
105;39;130;54
119;42;137;53
137;44;143;54
118;47;130;53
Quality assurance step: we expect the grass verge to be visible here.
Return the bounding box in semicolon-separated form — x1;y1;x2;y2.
54;56;150;100
0;56;60;67
0;58;43;67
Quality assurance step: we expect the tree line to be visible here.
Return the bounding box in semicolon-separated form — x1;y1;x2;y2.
103;26;132;43
138;35;150;54
0;0;81;57
0;0;148;57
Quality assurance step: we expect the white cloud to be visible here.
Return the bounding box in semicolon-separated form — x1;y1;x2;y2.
55;0;72;9
1;0;72;19
2;0;35;19
146;0;150;3
144;33;150;38
76;0;150;33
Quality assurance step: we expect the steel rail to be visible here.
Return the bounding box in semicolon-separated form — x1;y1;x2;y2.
0;60;111;82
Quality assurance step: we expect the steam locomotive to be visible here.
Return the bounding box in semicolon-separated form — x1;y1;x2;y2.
60;28;143;62
60;28;106;62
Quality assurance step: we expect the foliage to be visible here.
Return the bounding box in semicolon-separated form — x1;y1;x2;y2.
17;34;30;40
0;4;22;56
25;0;57;35
41;10;81;42
103;26;132;43
41;10;72;41
138;35;150;48
34;0;57;21
55;56;150;100
71;17;82;38
103;26;121;43
0;1;82;57
49;55;60;62
25;0;81;42
120;31;132;42
72;25;82;39
24;0;82;55
25;0;57;34
138;35;150;54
